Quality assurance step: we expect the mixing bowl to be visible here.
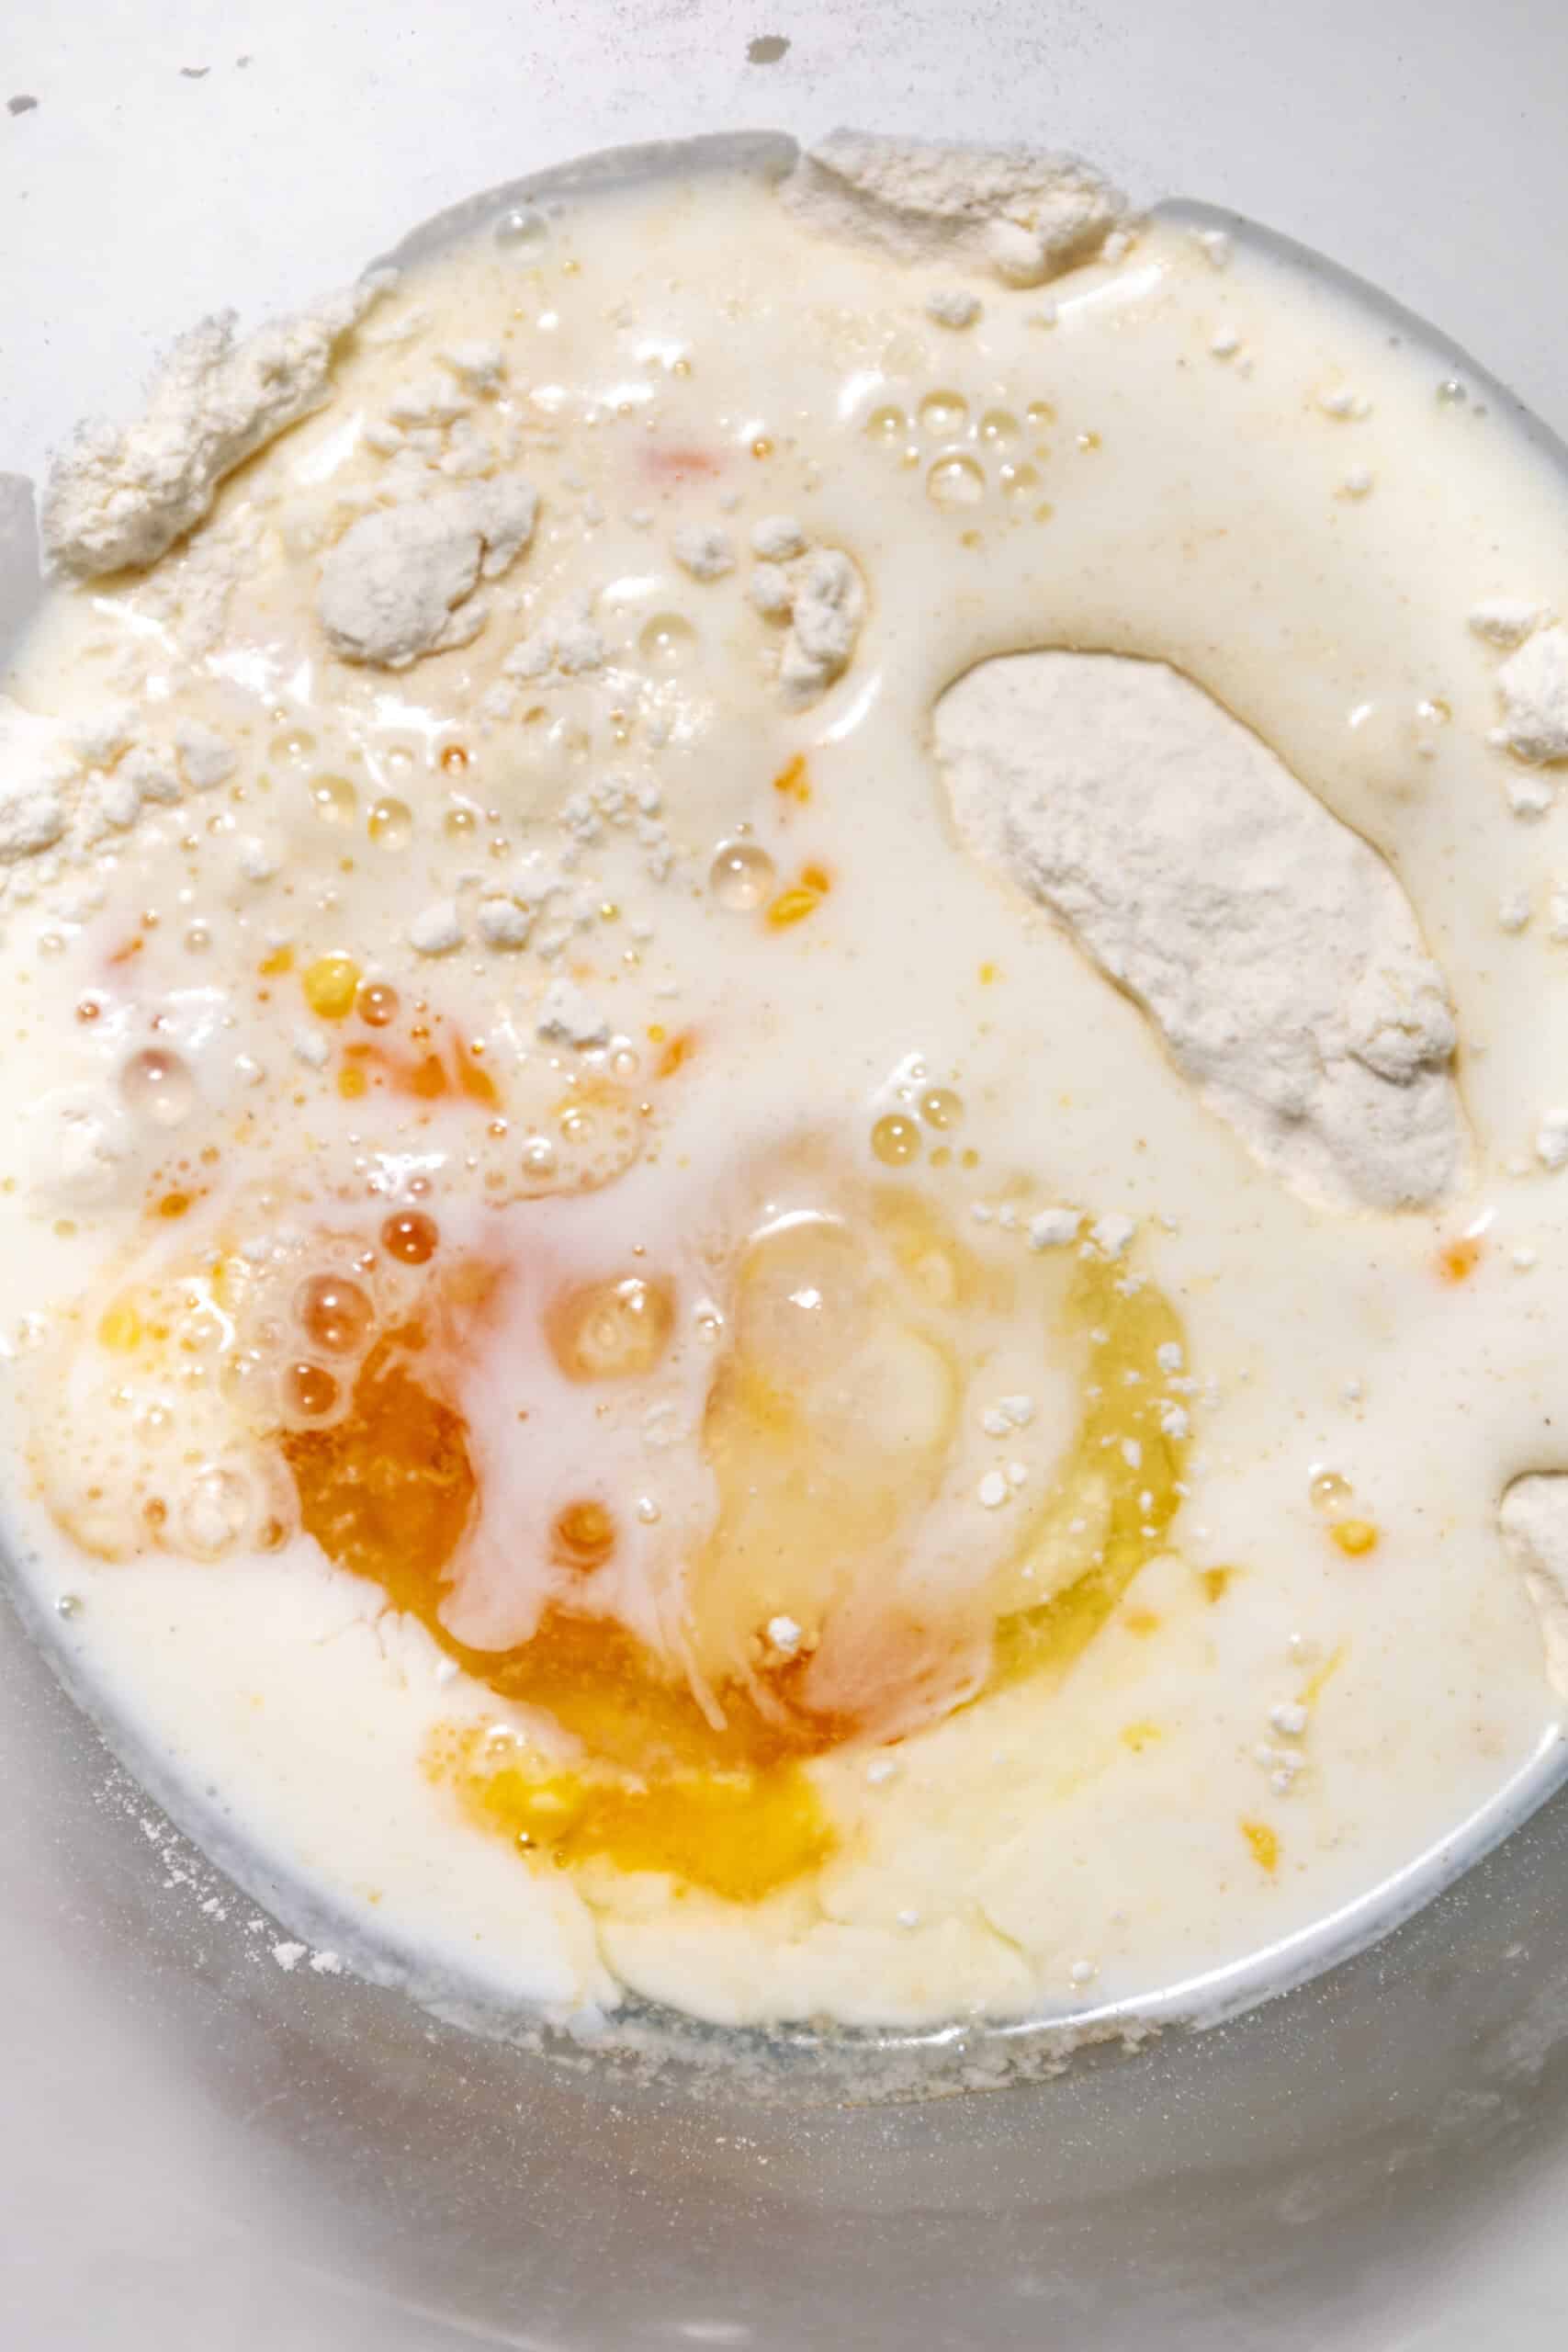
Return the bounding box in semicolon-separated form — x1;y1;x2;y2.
5;5;1568;2344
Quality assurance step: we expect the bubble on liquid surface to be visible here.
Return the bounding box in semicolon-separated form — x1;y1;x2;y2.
639;613;697;670
495;205;547;250
295;1273;374;1357
368;797;412;849
709;840;776;911
919;392;969;437
119;1048;196;1129
871;1114;921;1167
928;455;986;509
310;774;356;827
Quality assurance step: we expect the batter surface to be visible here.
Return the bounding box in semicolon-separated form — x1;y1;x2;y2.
3;136;1567;2042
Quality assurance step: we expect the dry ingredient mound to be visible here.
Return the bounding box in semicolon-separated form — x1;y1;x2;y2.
938;650;1466;1215
781;130;1127;287
316;481;539;668
41;275;394;579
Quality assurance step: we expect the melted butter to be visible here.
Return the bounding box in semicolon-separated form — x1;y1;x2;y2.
275;1192;1191;1905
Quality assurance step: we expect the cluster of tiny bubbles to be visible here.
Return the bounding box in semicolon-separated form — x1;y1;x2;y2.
39;1261;303;1565
865;385;1055;514
211;1222;442;1449
471;1070;644;1204
119;1046;197;1129
638;613;697;670
708;838;775;910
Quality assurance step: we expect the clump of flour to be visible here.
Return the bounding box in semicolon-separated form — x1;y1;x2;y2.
747;532;866;705
781;131;1126;288
1498;1477;1568;1696
937;650;1465;1214
42;274;395;577
316;481;538;666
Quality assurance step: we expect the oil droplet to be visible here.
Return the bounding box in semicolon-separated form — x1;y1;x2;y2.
302;955;362;1020
927;455;986;509
381;1210;438;1265
871;1114;922;1167
919;1087;964;1131
865;404;907;442
368;797;412;849
119;1047;196;1128
495;205;547;249
444;805;479;839
296;1274;375;1356
270;729;316;764
999;461;1041;498
1310;1471;1352;1512
1025;400;1056;430
919;391;969;437
1332;1519;1379;1557
522;1136;558;1180
357;981;400;1028
709;840;776;911
310;774;356;827
1436;378;1467;405
638;613;696;670
979;409;1020;447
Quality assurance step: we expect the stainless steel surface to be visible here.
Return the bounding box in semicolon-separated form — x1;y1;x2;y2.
5;5;1568;2344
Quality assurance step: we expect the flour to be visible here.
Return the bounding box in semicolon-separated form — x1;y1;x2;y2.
671;526;736;582
782;132;1125;288
42;275;394;578
1498;1478;1568;1696
937;651;1464;1214
316;481;537;667
1497;625;1568;763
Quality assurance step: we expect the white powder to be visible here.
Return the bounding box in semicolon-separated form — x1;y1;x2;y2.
784;132;1125;289
1498;1476;1568;1695
409;899;464;956
42;275;394;577
751;515;807;561
1497;625;1568;763
1028;1207;1080;1250
317;480;537;667
175;719;237;790
672;526;736;582
476;895;534;951
436;340;506;393
779;548;865;706
749;562;796;620
536;978;610;1048
938;651;1465;1214
926;288;982;330
504;607;607;682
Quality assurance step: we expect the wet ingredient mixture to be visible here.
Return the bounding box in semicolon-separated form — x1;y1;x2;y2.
3;135;1568;2041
